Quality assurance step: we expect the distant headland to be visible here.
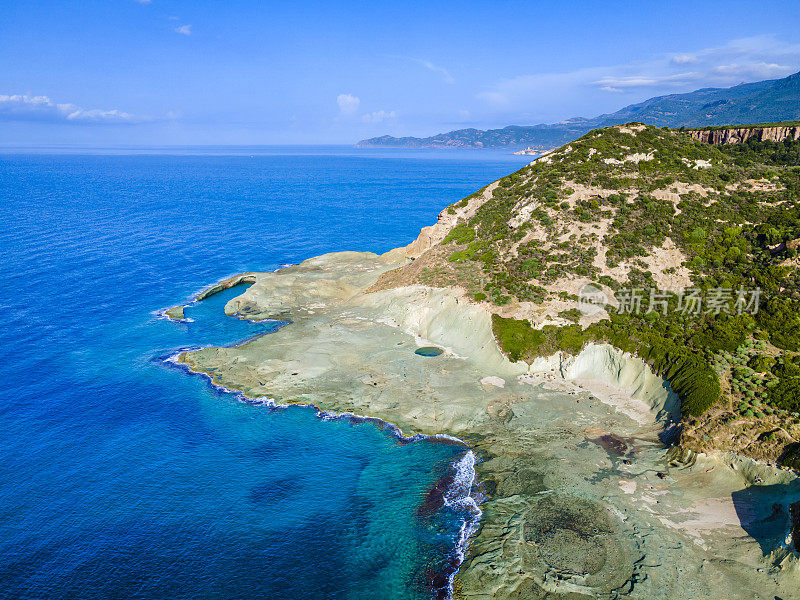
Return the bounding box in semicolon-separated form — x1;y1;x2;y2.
357;70;800;150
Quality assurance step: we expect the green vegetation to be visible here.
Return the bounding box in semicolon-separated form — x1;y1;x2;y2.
442;223;475;245
442;126;800;304
436;124;800;419
493;307;721;417
719;137;800;168
491;315;546;362
558;308;583;323
769;354;800;412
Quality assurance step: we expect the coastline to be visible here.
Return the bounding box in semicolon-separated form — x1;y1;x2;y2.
165;242;800;599
163;346;481;599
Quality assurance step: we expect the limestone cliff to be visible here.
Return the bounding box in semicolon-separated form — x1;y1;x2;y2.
370;123;800;470
689;123;800;145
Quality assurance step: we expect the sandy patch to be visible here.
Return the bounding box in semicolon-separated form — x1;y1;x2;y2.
573;378;657;426
480;376;506;388
641;237;692;292
682;158;712;169
726;179;784;192
617;124;646;135
603;152;654;165
657;496;750;548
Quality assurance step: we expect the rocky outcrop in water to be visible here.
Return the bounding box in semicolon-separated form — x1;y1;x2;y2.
689;125;800;145
791;501;800;552
195;273;258;301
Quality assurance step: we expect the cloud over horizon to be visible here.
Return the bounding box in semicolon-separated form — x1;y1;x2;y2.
413;58;455;84
0;94;150;124
478;35;800;120
361;110;397;124
336;93;361;116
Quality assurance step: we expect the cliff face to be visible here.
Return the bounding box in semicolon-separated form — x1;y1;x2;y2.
689;125;800;145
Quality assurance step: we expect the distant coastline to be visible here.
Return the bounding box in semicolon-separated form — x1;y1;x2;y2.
357;70;800;150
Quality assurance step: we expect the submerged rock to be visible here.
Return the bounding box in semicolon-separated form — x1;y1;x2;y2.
591;433;630;456
164;305;185;320
521;494;640;596
790;501;800;552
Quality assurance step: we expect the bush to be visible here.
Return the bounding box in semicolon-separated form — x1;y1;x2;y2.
748;354;776;372
648;348;721;417
558;308;582;323
758;298;800;351
768;377;800;412
491;315;546;361
692;316;750;353
442;223;476;245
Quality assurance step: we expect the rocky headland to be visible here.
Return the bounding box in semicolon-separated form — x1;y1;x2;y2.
357;71;800;149
172;124;800;599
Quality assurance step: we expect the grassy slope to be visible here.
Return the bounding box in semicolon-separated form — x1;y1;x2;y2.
425;124;800;445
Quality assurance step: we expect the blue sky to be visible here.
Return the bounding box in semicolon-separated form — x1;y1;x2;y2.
1;0;800;146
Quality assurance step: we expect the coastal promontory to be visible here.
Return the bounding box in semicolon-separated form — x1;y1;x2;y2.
175;123;800;599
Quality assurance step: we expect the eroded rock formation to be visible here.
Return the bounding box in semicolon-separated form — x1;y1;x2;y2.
689;125;800;145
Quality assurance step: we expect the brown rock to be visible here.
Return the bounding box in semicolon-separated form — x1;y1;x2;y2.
689;125;800;145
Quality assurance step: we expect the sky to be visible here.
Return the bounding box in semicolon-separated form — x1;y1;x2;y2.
1;0;800;146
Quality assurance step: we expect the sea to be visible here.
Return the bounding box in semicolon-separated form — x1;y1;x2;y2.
0;146;531;600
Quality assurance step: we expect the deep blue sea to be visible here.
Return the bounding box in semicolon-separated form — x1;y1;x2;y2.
0;147;530;599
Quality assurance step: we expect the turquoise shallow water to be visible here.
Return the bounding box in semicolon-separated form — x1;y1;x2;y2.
0;148;529;599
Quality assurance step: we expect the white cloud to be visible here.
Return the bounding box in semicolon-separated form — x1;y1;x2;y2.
0;94;149;124
175;24;192;35
383;55;455;84
591;72;701;89
336;93;360;115
414;58;455;84
134;0;151;4
477;35;800;117
478;68;607;109
671;54;697;65
711;61;789;79
361;110;396;124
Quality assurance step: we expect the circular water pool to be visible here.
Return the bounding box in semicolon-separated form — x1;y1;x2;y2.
415;346;444;357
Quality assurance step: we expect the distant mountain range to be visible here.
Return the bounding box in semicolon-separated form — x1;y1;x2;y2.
357;70;800;149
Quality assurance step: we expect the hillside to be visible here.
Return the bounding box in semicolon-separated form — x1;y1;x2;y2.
358;121;593;151
358;70;800;149
174;123;800;599
371;123;800;465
